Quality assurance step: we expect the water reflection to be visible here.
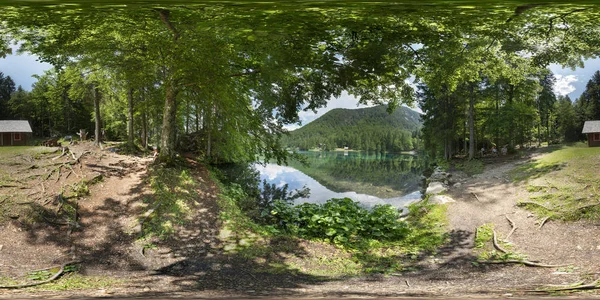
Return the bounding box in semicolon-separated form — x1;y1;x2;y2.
256;151;427;209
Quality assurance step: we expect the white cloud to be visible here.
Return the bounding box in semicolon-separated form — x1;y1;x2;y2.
254;164;297;180
554;74;578;96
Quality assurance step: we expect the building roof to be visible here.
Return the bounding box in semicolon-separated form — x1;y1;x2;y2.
583;120;600;134
0;120;32;133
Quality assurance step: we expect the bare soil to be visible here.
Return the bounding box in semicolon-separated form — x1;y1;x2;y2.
1;145;599;298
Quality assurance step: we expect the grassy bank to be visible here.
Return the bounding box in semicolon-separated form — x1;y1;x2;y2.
510;143;600;222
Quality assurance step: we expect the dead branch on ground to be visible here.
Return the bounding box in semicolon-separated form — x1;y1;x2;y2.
471;192;481;202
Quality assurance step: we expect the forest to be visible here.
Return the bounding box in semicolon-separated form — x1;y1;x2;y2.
0;3;600;164
280;105;422;152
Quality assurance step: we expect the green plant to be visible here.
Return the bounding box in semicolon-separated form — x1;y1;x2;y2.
270;198;409;248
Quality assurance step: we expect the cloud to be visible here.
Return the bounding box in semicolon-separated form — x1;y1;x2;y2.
554;74;578;96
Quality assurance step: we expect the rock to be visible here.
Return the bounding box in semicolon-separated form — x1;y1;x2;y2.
429;195;455;204
454;182;462;187
426;182;447;195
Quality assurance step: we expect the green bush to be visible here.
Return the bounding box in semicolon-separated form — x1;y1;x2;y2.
270;198;409;248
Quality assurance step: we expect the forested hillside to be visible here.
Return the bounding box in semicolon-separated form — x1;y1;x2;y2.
281;105;422;152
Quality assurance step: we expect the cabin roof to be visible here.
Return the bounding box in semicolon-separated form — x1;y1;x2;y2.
0;120;33;133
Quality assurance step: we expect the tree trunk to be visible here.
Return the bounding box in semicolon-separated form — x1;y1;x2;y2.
94;87;102;147
468;84;475;160
159;83;180;160
127;87;135;146
140;89;148;150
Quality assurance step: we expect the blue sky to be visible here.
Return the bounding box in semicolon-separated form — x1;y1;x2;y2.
1;47;598;130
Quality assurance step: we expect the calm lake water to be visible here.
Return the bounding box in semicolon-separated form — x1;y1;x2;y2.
256;151;428;209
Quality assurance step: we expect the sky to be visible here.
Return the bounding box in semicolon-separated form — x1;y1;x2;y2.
1;46;599;130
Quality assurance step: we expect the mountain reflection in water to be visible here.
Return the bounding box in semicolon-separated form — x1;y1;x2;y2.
256;151;428;209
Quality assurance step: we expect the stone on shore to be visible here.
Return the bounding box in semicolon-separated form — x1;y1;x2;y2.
429;194;455;204
426;181;447;195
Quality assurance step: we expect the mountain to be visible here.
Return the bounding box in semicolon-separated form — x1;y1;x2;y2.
282;105;422;152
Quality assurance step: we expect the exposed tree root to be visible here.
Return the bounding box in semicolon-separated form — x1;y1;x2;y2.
517;201;553;211
471;192;481;202
492;230;508;254
538;216;550;229
528;279;600;292
505;215;517;239
0;261;81;289
482;260;567;268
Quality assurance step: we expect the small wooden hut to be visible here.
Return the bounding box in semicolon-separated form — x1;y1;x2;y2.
0;120;33;146
582;120;600;147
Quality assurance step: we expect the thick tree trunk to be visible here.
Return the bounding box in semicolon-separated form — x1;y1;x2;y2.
127;87;135;146
159;84;180;160
94;87;102;147
468;84;475;160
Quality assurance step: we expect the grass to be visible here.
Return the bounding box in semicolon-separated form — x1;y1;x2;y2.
510;143;600;222
0;267;121;292
454;159;485;176
473;223;525;262
137;165;200;242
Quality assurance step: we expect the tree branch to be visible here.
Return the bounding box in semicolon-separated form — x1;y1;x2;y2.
157;9;180;41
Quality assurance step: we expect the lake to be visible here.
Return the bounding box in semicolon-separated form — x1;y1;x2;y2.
255;151;428;209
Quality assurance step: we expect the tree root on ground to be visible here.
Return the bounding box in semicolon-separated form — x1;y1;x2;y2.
481;260;567;268
538;216;550;229
517;201;553;211
0;261;81;289
527;279;600;293
492;230;508;254
505;215;517;239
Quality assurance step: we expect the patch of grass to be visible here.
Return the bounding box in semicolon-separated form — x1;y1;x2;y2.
474;223;494;249
474;223;524;262
138;165;200;241
512;143;600;222
454;159;485;176
28;273;122;291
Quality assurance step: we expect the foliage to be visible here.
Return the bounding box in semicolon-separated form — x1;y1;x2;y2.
282;105;422;152
269;198;409;248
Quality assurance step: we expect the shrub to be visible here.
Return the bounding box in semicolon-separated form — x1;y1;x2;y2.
270;198;409;248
